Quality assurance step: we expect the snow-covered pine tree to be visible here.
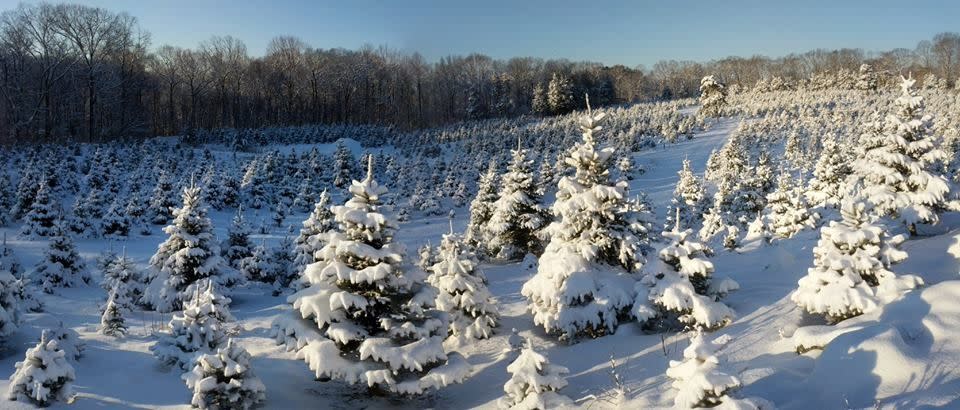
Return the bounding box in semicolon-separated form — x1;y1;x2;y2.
239;242;274;283
666;333;741;408
522;108;648;340
153;280;234;370
850;75;951;234
486;140;547;260
292;190;335;276
855;63;877;91
792;201;923;323
699;75;727;117
147;171;177;225
6;330;76;406
101;251;143;309
465;161;499;248
428;227;498;341
182;338;266;410
764;172;818;239
332;140;354;189
100;197;131;238
33;224;90;293
0;267;20;343
665;159;706;232
144;184;239;313
532;82;550;115
18;184;59;238
99;290;127;336
805;135;851;208
547;73;574;115
222;208;253;270
269;236;296;292
286;156;469;395
0;234;22;278
634;212;738;331
498;342;572;409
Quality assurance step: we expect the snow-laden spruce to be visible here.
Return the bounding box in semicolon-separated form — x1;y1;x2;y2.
33;224;91;293
99;290;127;337
18;183;59;238
153;280;234;370
428;227;499;341
222;209;253;270
848;75;951;234
498;342;572;409
465;161;499;249
792;200;923;323
144;184;241;312
665;158;706;232
485;140;548;260
522;108;649;340
182;338;266;410
699;75;727;117
292;189;335;276
805;135;851;208
0;267;20;343
666;333;741;408
100;251;143;309
634;212;738;331
763;172;818;239
6;330;76;406
239;242;273;283
284;157;470;395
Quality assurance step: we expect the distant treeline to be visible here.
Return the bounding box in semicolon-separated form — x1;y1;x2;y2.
2;2;959;143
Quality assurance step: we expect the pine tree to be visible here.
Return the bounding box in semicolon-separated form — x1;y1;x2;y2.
665;159;706;231
147;171;177;225
6;330;76;406
805;135;851;208
222;209;253;270
293;190;335;276
100;197;131;238
765;173;818;239
286;157;468;395
144;184;239;312
855;63;877;91
101;252;143;309
152;281;234;369
547;73;574;115
332;140;354;189
99;290;127;337
851;76;951;234
699;75;727;117
33;224;90;293
240;243;274;283
18;184;59;238
0;267;20;343
0;235;22;278
182;338;266;410
792;201;923;323
532;82;550;115
666;333;741;408
465;161;499;248
428;228;499;341
523;109;649;340
498;342;572;409
634;214;738;330
269;236;296;292
486;141;547;260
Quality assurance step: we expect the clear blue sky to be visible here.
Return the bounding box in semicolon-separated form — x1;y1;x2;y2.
5;0;957;66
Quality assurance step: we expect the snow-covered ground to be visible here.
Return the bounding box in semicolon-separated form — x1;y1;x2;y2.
1;115;958;410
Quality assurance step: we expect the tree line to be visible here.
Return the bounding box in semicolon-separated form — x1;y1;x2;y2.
2;2;960;143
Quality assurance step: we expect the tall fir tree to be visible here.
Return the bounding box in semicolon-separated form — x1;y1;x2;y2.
33;224;90;293
428;227;499;341
464;161;499;248
485;140;547;260
292;190;335;277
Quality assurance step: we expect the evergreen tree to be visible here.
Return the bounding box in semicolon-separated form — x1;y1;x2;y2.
332;140;354;189
222;209;253;270
100;197;131;238
523;109;649;340
147;171;178;225
269;236;297;292
792;201;923;323
634;214;738;331
240;243;274;283
18;184;59;238
293;190;336;276
144;185;239;312
699;75;727;117
666;333;741;408
547;73;574;115
428;228;499;341
285;157;468;395
98;290;127;337
182;339;266;410
486;141;547;260
850;76;951;234
6;330;76;406
532;82;550;115
806;135;851;208
101;252;144;309
665;159;706;232
33;224;90;293
855;63;877;91
152;281;234;369
498;342;572;409
0;267;20;343
766;173;818;239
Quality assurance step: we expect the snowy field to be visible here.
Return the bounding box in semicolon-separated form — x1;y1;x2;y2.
0;105;958;410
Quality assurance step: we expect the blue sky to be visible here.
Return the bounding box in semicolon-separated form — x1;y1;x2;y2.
5;0;957;66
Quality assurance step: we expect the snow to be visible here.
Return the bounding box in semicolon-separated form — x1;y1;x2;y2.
0;99;956;409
